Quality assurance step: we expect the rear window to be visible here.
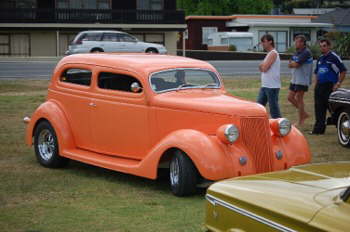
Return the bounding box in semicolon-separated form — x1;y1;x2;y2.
60;68;92;86
74;32;102;43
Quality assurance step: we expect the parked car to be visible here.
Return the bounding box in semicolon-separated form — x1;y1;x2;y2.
24;53;311;196
328;88;350;147
205;162;350;232
65;30;167;55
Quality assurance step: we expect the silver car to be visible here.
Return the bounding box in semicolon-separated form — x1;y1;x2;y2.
65;30;167;55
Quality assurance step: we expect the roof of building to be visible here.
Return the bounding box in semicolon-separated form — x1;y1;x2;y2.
186;15;317;21
312;8;350;25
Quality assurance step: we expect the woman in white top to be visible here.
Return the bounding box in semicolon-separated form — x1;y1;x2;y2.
257;34;282;119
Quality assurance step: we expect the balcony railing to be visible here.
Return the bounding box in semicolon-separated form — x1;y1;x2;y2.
0;8;185;24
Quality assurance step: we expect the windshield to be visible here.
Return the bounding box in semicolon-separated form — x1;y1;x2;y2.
150;69;221;93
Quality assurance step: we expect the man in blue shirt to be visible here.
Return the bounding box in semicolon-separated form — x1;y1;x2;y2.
311;39;347;135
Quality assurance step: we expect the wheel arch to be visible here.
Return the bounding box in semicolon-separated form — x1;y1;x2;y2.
145;47;158;53
25;100;75;151
90;47;104;52
141;129;233;181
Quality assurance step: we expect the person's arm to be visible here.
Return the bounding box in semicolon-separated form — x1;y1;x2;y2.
259;51;277;72
288;48;311;68
288;61;301;68
332;54;347;90
333;71;347;90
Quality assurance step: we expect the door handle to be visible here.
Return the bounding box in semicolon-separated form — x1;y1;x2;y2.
89;102;96;107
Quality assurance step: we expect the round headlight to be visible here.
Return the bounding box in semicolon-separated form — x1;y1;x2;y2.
278;118;291;136
217;124;240;144
225;124;239;143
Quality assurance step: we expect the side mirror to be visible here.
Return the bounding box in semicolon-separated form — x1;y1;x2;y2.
130;82;142;93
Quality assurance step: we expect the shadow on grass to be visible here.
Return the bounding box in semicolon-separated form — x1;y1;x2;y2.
60;159;206;198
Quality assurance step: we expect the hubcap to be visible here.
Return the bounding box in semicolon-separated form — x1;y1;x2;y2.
37;129;55;161
338;113;350;143
170;157;180;186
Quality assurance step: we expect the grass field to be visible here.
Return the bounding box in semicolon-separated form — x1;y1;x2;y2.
0;77;350;232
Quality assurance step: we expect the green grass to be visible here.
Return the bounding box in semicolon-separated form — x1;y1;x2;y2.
1;77;350;232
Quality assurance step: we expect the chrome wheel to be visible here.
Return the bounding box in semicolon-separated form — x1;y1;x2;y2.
337;111;350;147
37;129;55;161
170;156;180;186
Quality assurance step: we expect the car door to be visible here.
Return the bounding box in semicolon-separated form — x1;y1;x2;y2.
54;65;95;151
101;33;124;52
90;67;150;160
119;34;143;52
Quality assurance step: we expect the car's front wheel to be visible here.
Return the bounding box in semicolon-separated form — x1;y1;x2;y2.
34;121;69;168
169;150;198;196
337;110;350;147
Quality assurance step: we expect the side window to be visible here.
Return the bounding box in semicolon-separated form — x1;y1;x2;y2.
82;33;102;42
60;68;92;86
98;72;142;93
119;34;136;42
102;33;119;42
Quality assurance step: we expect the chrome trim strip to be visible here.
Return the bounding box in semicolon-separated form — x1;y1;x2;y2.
205;194;297;232
329;99;350;105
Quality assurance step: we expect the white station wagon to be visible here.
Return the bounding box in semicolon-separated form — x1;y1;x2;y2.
65;30;167;55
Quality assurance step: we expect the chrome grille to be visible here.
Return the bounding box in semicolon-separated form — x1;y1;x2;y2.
240;117;273;173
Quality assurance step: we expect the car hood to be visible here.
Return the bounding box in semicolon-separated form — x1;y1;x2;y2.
150;89;267;117
207;162;350;224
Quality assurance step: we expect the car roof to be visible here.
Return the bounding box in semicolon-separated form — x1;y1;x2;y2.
58;53;217;78
79;30;124;34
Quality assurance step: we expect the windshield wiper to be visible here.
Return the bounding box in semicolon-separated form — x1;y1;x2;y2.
202;83;218;88
177;83;197;89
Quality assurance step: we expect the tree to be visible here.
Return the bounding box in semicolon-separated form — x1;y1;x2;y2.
177;0;273;15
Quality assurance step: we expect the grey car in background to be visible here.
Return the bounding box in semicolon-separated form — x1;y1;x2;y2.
65;30;167;55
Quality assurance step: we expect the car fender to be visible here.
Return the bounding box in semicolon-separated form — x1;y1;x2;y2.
138;129;235;180
25;99;75;151
275;126;311;166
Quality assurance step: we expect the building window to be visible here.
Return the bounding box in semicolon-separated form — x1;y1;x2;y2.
258;31;287;52
0;0;36;8
137;0;164;10
202;27;217;45
56;0;111;9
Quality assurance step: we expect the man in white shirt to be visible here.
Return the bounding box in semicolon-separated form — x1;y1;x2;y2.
257;34;282;119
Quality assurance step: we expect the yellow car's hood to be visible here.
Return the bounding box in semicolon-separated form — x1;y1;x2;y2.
207;162;350;224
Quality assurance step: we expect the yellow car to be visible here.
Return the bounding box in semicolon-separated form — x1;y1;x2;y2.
205;162;350;232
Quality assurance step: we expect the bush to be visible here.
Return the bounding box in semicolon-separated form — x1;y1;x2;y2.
228;44;237;51
285;44;320;58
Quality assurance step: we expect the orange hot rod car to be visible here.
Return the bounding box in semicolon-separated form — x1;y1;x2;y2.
24;53;311;196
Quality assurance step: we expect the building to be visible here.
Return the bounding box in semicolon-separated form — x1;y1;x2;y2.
312;8;350;32
0;0;186;56
180;15;333;52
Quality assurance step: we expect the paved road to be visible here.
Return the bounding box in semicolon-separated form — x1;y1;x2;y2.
0;58;349;79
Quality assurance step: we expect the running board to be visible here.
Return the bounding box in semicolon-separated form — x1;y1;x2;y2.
61;148;143;176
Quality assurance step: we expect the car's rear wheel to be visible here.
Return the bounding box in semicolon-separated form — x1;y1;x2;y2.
34;121;69;168
337;110;350;147
90;48;104;53
146;48;158;53
169;150;198;196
